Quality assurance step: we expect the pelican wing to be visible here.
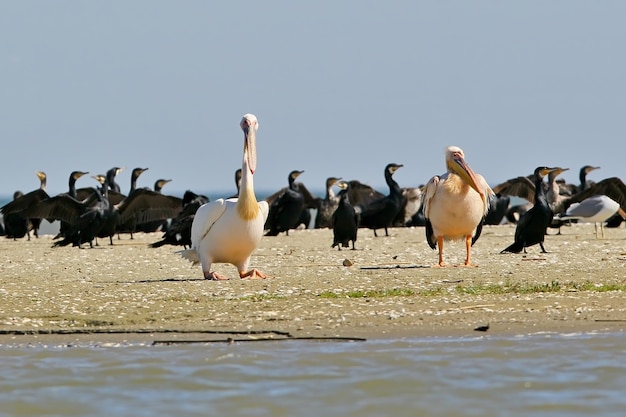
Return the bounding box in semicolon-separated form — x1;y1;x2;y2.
190;199;228;247
422;175;441;219
476;174;496;215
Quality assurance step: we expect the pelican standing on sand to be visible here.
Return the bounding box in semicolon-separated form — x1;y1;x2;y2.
179;114;271;280
423;146;494;267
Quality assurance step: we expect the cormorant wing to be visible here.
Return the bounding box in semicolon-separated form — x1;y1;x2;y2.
182;190;210;206
263;187;288;207
0;189;50;215
561;177;626;213
75;187;126;206
117;189;183;224
341;180;385;207
492;175;536;203
21;194;88;224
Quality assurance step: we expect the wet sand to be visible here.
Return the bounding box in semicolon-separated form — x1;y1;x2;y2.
1;223;625;345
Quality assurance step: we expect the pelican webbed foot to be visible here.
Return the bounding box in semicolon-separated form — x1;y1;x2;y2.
240;269;271;280
205;271;229;280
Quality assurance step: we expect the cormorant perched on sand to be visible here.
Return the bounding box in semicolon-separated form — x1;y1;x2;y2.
314;176;342;229
331;181;358;250
36;175;114;248
1;171;49;240
501;167;558;254
357;163;404;237
494;167;569;228
115;167;150;238
150;190;209;249
2;191;30;240
136;178;174;233
265;170;313;236
25;173;183;247
52;170;90;239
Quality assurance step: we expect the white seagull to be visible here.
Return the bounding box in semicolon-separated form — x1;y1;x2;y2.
179;114;270;280
423;146;495;267
557;194;625;238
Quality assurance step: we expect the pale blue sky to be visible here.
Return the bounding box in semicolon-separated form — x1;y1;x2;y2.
1;1;624;199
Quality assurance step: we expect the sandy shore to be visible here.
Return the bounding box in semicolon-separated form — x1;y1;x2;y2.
1;223;625;345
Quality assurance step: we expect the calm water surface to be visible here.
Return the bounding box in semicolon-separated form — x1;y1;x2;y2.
1;331;625;417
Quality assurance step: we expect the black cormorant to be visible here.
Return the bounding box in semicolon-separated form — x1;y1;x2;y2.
331;181;358;250
136;178;174;233
314;176;342;229
265;170;312;236
52;171;90;239
357;163;404;237
1;171;49;240
501;167;558;254
32;175;115;248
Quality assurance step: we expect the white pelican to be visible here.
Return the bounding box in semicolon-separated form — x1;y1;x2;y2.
423;146;495;267
556;194;626;238
179;114;270;280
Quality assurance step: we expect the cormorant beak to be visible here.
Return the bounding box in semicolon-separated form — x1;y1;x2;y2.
336;181;348;190
543;167;561;177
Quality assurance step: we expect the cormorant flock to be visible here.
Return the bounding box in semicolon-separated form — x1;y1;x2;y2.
2;114;626;277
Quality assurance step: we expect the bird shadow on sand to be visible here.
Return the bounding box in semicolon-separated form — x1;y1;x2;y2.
359;264;431;270
121;277;208;284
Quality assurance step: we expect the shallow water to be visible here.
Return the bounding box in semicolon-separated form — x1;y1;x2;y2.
1;331;625;417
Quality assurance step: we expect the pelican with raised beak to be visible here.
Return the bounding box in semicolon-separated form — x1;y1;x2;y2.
179;114;271;280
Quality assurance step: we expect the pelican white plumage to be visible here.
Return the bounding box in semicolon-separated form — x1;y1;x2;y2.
423;146;495;267
556;194;625;238
179;114;270;280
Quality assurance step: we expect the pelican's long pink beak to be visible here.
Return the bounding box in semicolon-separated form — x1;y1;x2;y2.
242;117;257;174
451;153;483;198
